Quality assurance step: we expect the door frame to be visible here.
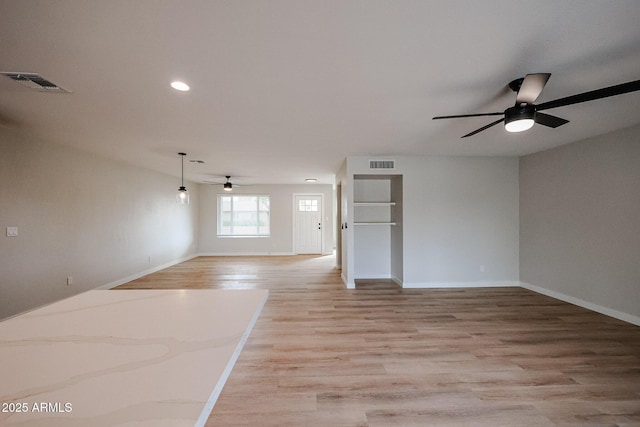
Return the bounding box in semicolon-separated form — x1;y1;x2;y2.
292;193;325;254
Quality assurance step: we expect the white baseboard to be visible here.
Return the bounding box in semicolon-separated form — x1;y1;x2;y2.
197;252;295;257
402;280;520;289
354;274;393;280
520;281;640;327
341;273;355;289
198;252;334;257
96;254;199;290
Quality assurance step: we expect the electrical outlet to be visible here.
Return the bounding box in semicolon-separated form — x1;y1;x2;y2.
6;226;18;237
67;276;73;286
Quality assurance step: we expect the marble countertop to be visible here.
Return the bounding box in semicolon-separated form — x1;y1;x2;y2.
0;289;268;426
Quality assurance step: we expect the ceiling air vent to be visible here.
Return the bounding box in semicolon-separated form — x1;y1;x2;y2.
369;159;395;170
1;72;70;93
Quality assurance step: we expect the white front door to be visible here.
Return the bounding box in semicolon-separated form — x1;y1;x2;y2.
294;195;322;254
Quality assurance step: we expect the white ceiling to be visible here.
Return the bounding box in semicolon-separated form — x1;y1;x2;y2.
1;1;640;185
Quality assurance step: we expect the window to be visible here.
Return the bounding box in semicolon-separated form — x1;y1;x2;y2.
298;199;318;212
217;195;270;236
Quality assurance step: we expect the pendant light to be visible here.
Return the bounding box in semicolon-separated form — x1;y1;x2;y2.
176;152;189;204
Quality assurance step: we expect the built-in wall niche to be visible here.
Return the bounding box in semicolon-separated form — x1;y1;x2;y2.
353;174;403;282
353;175;396;225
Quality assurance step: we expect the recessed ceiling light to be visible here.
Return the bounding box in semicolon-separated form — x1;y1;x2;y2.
170;81;190;91
305;178;317;182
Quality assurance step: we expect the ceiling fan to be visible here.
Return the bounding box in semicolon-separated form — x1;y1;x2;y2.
203;176;246;191
432;74;640;138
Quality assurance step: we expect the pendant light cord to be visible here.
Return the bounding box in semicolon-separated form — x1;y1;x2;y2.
178;152;186;188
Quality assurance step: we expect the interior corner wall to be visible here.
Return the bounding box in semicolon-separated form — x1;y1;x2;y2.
197;183;334;255
0;130;199;320
520;124;640;322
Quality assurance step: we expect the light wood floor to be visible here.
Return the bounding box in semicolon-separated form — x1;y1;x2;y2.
116;255;640;426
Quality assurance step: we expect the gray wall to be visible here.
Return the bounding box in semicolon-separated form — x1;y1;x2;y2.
402;156;520;286
520;124;640;322
0;130;199;320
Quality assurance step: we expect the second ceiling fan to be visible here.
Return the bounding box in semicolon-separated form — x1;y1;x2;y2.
432;73;640;138
203;176;247;191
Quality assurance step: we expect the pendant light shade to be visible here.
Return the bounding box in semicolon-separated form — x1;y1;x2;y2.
176;152;189;205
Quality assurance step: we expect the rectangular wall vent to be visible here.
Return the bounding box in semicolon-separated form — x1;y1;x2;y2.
369;159;395;169
1;72;70;93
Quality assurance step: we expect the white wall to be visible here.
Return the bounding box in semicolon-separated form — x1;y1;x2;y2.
0;130;199;320
520;124;640;323
198;183;334;255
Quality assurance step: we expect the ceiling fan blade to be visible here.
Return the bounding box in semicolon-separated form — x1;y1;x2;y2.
516;73;551;104
433;112;502;120
461;117;505;138
203;180;249;187
535;112;569;128
537;79;640;111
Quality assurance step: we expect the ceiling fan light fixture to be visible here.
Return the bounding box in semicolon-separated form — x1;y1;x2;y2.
505;118;534;133
504;105;535;133
223;175;234;191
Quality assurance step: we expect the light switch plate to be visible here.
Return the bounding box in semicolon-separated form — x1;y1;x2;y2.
6;226;18;237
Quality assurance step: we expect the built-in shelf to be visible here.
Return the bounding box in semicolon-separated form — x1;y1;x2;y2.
354;201;396;225
354;202;396;206
354;222;397;226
